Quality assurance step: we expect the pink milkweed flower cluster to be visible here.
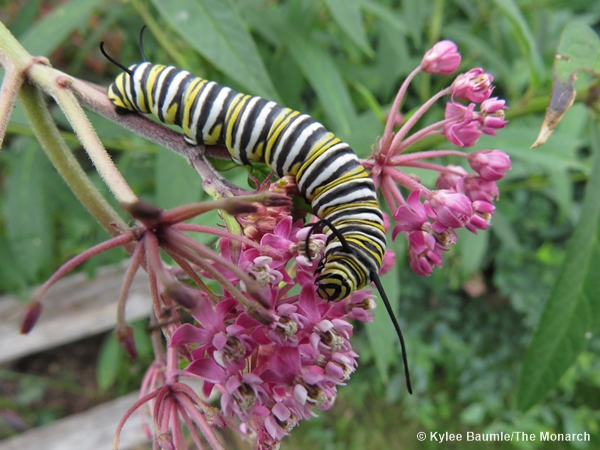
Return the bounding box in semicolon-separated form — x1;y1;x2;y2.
20;191;375;449
364;40;510;277
171;215;376;448
20;39;510;450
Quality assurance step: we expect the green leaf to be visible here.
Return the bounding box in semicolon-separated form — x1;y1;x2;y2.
0;232;28;295
96;332;124;391
492;0;545;86
324;0;374;57
155;148;203;209
150;0;280;101
4;140;53;282
155;148;221;247
8;0;43;39
457;228;489;277
517;125;600;412
532;21;600;147
478;127;589;175
361;0;408;35
285;32;357;136
19;0;104;56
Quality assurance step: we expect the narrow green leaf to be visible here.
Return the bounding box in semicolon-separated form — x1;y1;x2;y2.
353;82;385;124
492;0;545;86
150;0;280;101
19;0;104;56
0;232;28;295
96;332;123;391
360;0;408;34
8;0;43;39
285;32;357;136
517;125;600;411
4;140;53;282
324;0;374;57
155;148;220;247
478;127;589;175
489;210;520;252
155;148;203;209
546;169;573;221
457;228;489;277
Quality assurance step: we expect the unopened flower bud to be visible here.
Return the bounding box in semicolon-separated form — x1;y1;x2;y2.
20;300;42;334
223;201;259;216
123;200;163;221
436;166;468;190
421;40;461;75
260;193;293;208
428;190;473;229
115;324;138;360
469;150;511;181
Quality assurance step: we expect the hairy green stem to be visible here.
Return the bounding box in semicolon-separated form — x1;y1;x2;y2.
0;69;23;149
18;83;127;234
28;65;137;204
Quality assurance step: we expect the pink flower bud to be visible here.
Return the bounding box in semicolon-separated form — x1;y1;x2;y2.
392;190;427;238
465;200;495;233
406;231;444;276
443;101;482;147
380;250;396;275
480;97;506;114
469;150;511;181
463;176;499;202
479;97;508;135
480;115;508;135
428;190;474;229
421;40;461;75
436;166;468;190
20;300;42;334
115;324;139;360
452;68;494;103
444;121;482;148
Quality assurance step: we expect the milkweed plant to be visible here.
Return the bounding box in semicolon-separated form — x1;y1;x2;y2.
0;19;509;450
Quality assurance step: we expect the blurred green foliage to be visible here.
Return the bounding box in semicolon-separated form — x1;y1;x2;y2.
1;0;600;448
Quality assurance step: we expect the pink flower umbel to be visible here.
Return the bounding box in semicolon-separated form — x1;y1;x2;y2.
363;40;510;280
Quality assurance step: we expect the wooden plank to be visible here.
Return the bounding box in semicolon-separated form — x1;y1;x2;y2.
0;392;151;450
0;263;152;364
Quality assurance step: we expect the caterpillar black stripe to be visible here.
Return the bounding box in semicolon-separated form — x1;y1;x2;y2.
105;64;386;304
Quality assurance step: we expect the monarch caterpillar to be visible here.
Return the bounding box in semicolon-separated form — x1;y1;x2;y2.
100;32;412;393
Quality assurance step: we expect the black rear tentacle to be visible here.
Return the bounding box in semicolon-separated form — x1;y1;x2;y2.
370;269;413;395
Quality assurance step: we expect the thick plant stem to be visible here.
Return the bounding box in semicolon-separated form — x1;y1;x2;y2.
28;66;137;204
18;83;127;235
0;69;23;150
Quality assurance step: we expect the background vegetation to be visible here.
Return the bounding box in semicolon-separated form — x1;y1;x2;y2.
0;0;599;448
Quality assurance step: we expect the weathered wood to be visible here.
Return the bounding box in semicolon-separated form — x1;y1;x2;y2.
0;392;151;450
0;263;152;364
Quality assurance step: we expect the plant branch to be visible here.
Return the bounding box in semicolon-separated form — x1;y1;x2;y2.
29;67;138;204
0;68;23;149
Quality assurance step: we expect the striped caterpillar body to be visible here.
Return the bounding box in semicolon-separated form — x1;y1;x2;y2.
107;62;386;302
